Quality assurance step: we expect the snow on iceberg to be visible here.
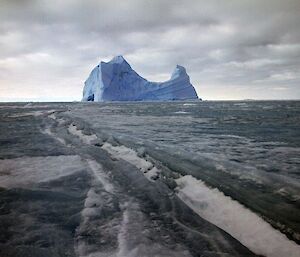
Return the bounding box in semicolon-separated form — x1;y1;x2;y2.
82;55;199;101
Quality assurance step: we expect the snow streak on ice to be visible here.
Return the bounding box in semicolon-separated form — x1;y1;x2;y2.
68;124;98;144
176;175;300;257
8;109;56;118
66;122;160;181
102;143;160;181
76;160;116;257
42;127;67;145
86;159;114;193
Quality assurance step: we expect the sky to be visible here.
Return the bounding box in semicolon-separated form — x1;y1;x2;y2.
0;0;299;101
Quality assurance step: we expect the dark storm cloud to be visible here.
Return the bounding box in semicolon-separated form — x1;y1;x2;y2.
0;0;299;100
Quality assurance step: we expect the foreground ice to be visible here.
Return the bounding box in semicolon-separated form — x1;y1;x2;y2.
66;100;300;243
55;118;300;257
1;101;300;257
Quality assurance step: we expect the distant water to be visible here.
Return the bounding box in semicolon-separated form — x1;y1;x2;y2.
67;100;300;242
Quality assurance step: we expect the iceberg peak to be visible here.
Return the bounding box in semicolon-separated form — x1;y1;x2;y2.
109;55;127;64
171;65;188;79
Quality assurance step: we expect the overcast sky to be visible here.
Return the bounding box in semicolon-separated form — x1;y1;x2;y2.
0;0;299;101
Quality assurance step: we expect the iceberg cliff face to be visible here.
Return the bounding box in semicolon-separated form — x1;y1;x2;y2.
82;56;199;102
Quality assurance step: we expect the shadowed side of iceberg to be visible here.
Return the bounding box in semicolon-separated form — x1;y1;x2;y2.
82;56;199;102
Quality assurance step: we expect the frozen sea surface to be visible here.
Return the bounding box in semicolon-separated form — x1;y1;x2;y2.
0;101;299;257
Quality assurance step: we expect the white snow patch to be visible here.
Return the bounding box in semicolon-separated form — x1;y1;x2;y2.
48;113;66;125
66;123;160;180
42;128;67;145
83;189;103;209
68;124;97;144
48;113;56;120
0;104;52;109
116;203;132;257
145;166;160;180
0;155;84;188
102;143;160;181
8;109;56;118
174;111;189;114
175;175;300;257
183;103;196;106
86;159;114;193
234;103;248;106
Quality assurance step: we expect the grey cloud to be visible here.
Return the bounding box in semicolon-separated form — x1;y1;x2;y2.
0;0;299;100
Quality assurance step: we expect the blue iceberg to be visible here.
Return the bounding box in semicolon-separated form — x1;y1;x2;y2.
82;55;199;102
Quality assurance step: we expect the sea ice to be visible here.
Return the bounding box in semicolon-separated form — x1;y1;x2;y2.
0;155;85;188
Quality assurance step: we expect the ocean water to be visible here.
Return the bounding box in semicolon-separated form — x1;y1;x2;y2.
0;100;299;257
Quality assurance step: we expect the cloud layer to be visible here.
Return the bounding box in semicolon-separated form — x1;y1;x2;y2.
0;0;299;100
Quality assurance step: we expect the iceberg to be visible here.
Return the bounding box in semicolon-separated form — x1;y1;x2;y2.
82;55;199;101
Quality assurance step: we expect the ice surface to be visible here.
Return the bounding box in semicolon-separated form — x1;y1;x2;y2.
48;112;66;125
86;159;115;193
75;159;118;257
2;102;299;257
102;142;160;181
0;104;52;109
62;100;300;244
0;155;85;188
183;103;197;106
176;175;300;257
68;123;98;144
1;102;264;257
8;109;56;118
174;111;189;114
65;119;161;181
42;127;67;145
115;201;192;257
82;55;198;101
